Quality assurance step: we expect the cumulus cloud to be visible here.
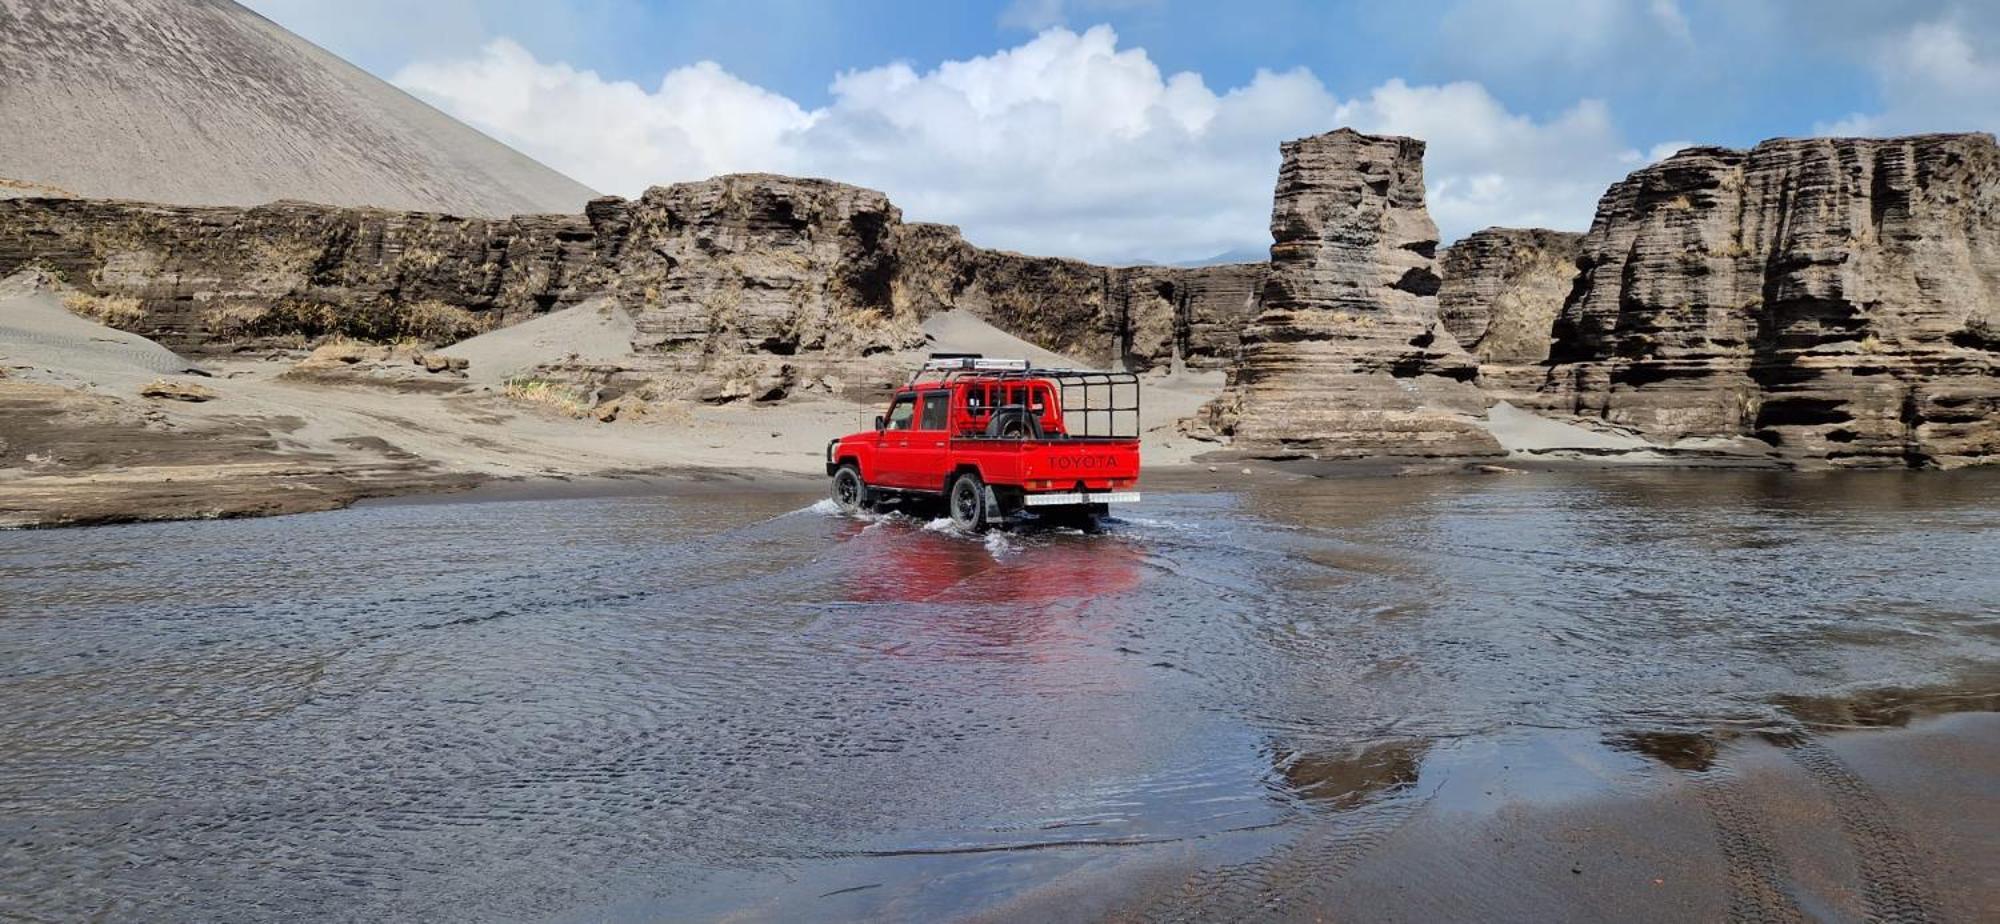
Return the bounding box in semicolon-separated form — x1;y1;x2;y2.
397;40;812;187
1815;18;2000;137
1330;80;1638;240
397;26;1652;263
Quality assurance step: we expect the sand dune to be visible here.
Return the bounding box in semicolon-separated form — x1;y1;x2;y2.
0;0;594;216
919;309;1080;368
442;298;638;386
0;271;197;387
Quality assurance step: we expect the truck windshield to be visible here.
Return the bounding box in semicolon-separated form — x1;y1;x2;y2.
886;395;915;430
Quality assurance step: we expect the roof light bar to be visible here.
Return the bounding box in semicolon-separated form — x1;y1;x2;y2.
921;357;1031;371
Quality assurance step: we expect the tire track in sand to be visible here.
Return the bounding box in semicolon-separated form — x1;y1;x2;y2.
1690;767;1807;924
1779;737;1940;924
1122;792;1426;923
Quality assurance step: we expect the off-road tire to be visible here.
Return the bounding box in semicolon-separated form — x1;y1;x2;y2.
948;472;990;532
831;464;870;514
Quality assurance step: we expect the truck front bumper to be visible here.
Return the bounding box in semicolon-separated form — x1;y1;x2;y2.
1020;491;1141;507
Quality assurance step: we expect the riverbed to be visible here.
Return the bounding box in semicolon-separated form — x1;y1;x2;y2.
2;470;1995;921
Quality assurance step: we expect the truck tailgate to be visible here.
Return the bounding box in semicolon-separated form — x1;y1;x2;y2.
1014;439;1140;490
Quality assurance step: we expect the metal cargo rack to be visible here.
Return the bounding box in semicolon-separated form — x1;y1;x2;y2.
909;354;1140;440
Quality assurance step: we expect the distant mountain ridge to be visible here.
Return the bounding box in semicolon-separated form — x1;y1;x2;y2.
0;0;595;216
1174;245;1270;267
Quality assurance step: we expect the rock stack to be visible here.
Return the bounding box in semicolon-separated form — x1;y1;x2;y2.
1541;133;2000;467
1209;128;1499;457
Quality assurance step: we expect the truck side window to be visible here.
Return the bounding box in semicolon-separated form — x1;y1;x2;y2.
887;395;915;430
919;390;949;430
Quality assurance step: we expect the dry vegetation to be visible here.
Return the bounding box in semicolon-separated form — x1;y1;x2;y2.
502;376;593;418
401;300;487;345
62;291;147;328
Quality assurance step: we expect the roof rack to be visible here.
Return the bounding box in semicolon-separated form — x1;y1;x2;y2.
921;354;1031;372
902;358;1141;438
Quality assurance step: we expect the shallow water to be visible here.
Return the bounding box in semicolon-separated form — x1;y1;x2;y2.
1;470;1996;921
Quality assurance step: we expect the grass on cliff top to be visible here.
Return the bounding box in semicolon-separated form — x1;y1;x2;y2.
62;292;146;328
502;376;592;419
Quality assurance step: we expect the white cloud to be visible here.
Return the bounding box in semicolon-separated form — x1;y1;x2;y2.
397;40;812;189
1329;80;1639;237
1644;139;1697;162
1815;18;2000;137
396;25;1649;263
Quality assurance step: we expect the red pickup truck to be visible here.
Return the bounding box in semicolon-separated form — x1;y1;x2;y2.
825;355;1142;530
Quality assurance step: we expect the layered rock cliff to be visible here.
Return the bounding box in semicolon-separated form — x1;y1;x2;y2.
0;175;1263;399
0;197;606;350
1541;133;2000;468
889;223;1263;371
10;128;1990;469
1209;128;1499;457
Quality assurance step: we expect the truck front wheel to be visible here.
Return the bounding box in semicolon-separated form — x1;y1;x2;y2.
831;464;870;514
948;472;990;532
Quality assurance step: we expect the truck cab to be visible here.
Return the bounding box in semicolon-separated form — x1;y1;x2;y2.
826;355;1142;530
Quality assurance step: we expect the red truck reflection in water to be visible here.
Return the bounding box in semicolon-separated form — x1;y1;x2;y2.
825;355;1143;531
829;522;1149;673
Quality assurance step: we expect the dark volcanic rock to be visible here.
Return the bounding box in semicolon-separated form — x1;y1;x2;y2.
1116;262;1268;370
1210;128;1500;458
1438;227;1581;364
0;197;605;350
591;175;924;376
1541;133;2000;468
0;176;1267;400
890;223;1264;371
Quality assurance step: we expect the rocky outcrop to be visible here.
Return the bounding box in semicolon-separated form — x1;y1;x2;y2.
1438;228;1581;364
1116;262;1268;370
593;175;914;360
0;197;606;350
1209;129;1500;458
1541;134;2000;468
890;223;1264;371
0;176;1265;401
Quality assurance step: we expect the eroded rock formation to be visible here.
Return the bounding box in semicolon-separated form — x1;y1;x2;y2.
1540;134;2000;468
1438;228;1581;364
1209;129;1500;458
0;175;1265;402
0;197;606;349
890;223;1263;371
8;128;1991;469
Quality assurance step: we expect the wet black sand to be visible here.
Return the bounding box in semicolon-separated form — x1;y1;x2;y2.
3;469;1995;921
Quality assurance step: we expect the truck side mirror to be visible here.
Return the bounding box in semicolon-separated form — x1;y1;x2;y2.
873;415;886;430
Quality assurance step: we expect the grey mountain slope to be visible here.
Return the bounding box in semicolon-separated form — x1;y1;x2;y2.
0;0;596;216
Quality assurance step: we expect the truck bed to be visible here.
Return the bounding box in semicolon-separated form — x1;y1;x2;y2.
942;436;1140;493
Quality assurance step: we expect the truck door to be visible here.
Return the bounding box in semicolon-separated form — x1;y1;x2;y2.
875;393;918;487
909;388;954;490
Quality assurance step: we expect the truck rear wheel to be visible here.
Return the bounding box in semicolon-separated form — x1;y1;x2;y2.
948;472;989;532
831;464;870;514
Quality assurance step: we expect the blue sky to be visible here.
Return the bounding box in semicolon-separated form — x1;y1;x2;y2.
244;0;2000;263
